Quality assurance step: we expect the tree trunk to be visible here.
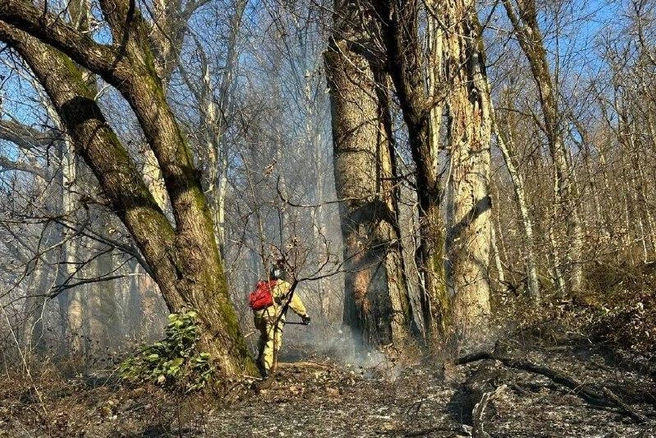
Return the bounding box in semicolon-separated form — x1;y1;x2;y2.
493;119;540;301
0;3;255;377
59;139;86;358
377;0;448;342
325;1;416;348
442;0;492;344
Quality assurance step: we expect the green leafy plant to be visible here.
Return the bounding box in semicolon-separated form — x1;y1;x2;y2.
119;310;214;392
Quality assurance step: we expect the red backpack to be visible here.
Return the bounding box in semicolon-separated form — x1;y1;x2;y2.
248;280;276;310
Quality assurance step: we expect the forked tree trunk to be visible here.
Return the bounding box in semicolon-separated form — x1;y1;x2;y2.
0;2;255;378
377;0;448;342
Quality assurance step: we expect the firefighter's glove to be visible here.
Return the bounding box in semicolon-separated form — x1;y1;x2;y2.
301;315;311;325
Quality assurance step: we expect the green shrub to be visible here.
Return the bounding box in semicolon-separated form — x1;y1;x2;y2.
119;310;214;392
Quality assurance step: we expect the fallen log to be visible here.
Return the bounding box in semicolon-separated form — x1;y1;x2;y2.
456;351;651;423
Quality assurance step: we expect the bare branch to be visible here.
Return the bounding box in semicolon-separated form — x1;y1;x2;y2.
0;0;122;77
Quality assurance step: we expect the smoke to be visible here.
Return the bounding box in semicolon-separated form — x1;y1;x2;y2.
281;324;403;380
281;317;504;382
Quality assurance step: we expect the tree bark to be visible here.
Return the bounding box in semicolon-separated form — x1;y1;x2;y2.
442;0;492;343
377;0;448;342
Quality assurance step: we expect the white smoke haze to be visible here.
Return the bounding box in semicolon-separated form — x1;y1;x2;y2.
279;324;404;381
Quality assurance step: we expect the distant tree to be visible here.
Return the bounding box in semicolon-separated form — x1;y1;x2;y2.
502;0;584;296
492;107;541;301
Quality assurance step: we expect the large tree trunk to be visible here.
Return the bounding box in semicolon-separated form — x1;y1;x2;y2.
442;0;492;344
0;2;255;377
325;0;416;349
374;0;494;346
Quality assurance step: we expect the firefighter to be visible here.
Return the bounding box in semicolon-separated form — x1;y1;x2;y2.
252;263;310;377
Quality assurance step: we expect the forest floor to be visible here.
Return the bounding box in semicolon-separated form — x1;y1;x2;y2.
2;293;656;437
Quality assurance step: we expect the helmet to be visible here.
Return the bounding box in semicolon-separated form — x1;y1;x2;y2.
270;266;286;280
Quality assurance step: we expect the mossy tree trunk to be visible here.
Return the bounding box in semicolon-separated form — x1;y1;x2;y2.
0;1;255;377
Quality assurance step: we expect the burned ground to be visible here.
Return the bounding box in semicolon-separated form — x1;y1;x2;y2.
2;299;656;437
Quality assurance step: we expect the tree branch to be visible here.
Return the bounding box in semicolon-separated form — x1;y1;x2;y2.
0;0;122;78
48;275;126;298
0;119;54;149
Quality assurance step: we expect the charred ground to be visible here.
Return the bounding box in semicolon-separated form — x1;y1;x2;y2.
2;285;656;437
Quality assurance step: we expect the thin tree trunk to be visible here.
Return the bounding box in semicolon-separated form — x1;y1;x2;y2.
493;120;540;300
618;108;648;261
549;167;568;295
490;225;506;289
572;120;607;247
59;138;86;358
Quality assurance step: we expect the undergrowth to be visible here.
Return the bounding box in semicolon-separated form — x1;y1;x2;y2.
119;310;214;393
491;259;656;359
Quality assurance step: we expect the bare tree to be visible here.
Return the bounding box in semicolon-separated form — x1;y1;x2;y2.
492;106;540;300
501;0;584;296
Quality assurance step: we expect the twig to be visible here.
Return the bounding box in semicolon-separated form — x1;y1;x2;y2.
602;387;650;423
403;426;467;437
276;361;335;370
0;305;48;419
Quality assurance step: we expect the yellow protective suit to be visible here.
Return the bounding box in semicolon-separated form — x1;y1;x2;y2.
253;280;308;376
